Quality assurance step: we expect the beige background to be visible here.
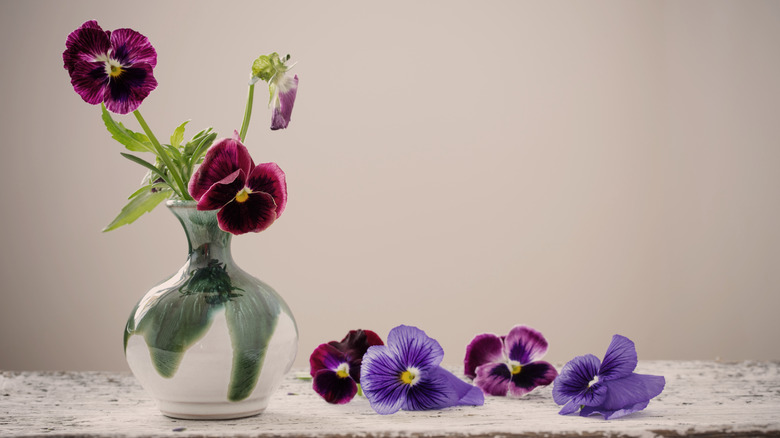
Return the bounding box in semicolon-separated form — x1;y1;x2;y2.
1;0;778;372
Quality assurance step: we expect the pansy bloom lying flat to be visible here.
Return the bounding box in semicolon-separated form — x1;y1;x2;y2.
188;132;287;235
361;325;484;414
464;325;558;397
63;20;157;114
310;330;384;404
552;335;665;419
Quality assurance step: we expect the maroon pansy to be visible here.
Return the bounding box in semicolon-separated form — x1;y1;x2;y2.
189;132;287;235
63;20;158;114
464;325;558;397
310;329;384;404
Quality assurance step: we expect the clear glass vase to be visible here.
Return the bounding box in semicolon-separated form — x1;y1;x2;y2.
124;200;298;419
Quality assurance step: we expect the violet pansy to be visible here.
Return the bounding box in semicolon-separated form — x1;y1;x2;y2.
188;132;286;235
63;20;158;114
552;334;665;420
464;325;558;397
361;325;484;414
310;329;384;404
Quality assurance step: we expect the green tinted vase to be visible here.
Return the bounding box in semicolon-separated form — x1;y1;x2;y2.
124;200;298;419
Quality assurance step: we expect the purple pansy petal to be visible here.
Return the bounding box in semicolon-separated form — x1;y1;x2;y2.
552;354;604;406
247;163;287;218
104;63;157;114
386;325;444;370
580;400;650;420
312;369;358;404
309;343;346;376
473;362;511;396
196;170;245;211
463;333;504;379
270;74;298;130
400;366;462;412
361;345;408;415
599;335;638;381
69;61;108;105
329;330;384;383
505;325;549;365
507;361;558;397
189;137;254;201
579;371;664;419
63;21;110;73
559;399;582;415
216;191;277;235
109;28;157;68
447;370;485;407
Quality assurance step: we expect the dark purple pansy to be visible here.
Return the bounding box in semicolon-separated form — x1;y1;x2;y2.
63;20;158;114
270;74;298;130
552;335;665;420
309;329;384;404
464;325;558;397
361;325;484;415
189;132;287;235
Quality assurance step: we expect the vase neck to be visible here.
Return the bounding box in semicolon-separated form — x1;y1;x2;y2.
168;201;233;265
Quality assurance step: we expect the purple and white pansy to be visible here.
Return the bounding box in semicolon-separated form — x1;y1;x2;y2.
361;325;484;414
552;335;665;419
63;20;158;114
464;325;558;397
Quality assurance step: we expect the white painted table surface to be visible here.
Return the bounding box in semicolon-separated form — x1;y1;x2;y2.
1;361;779;438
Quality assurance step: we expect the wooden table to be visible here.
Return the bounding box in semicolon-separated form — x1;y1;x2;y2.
1;361;779;437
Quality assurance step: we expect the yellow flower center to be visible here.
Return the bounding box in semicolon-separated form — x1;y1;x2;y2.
235;188;251;203
335;363;349;379
109;64;123;77
511;364;522;375
104;59;124;78
400;367;421;385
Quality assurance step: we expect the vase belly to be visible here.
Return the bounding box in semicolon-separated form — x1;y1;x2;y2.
126;308;297;419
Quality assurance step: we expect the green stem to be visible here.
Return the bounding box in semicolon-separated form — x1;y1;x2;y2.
133;110;192;200
239;83;255;142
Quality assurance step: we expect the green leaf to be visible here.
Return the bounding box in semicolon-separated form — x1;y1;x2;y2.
170;120;189;149
127;183;167;200
164;144;183;161
190;132;217;165
103;189;171;232
120;153;175;190
101;104;154;153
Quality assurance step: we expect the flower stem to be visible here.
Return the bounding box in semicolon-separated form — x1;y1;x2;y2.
239;83;255;142
133;110;192;200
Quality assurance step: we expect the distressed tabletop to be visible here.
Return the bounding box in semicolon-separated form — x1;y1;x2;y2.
1;361;779;438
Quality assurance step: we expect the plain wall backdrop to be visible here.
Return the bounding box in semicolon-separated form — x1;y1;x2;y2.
1;0;779;372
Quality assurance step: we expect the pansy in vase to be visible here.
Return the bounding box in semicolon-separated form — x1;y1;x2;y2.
63;19;301;419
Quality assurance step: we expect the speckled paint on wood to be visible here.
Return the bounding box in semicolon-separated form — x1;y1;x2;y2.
1;361;779;438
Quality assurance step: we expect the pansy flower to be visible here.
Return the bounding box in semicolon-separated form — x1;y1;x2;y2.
464;325;558;397
250;52;298;130
189;132;286;235
361;325;484;414
552;334;665;420
309;329;384;404
63;20;158;114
